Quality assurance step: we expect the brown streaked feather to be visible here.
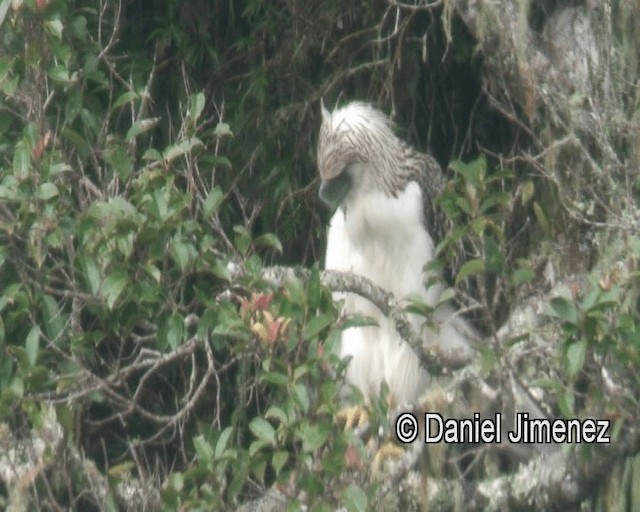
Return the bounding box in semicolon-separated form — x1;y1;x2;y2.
317;101;449;246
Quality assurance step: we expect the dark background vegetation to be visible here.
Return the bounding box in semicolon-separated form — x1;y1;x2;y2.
1;0;639;510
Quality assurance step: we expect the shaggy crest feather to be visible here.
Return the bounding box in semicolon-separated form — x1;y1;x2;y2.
318;102;446;240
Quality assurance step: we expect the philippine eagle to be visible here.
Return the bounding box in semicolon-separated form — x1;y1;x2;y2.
317;101;473;409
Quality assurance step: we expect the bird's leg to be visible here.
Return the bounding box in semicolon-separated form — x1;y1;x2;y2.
371;442;406;474
335;393;413;474
371;393;410;474
333;405;370;431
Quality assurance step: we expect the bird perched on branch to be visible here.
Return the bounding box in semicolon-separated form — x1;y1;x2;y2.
317;101;474;412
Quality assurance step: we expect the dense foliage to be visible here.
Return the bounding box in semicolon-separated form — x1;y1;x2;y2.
1;0;640;510
0;1;392;509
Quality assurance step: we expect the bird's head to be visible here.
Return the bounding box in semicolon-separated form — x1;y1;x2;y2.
316;101;402;211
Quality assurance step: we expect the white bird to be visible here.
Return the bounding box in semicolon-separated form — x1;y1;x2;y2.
317;101;473;409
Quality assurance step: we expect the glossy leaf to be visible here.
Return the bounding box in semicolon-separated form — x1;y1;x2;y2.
566;340;587;378
102;269;128;310
25;326;40;367
189;92;205;122
249;417;276;445
342;484;367;512
302;313;333;341
456;259;485;284
549;297;579;326
37;183;59;200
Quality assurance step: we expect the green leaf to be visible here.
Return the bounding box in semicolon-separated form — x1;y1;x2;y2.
435;287;456;307
0;2;10;30
306;265;321;310
171;237;192;271
558;390;575;417
48;162;72;176
102;269;128;309
203;186;224;216
213;122;233;137
112;91;139;111
107;146;131;181
249;439;269;458
42;294;65;342
48;64;70;83
13;141;30;179
214;427;234;458
159;314;184;351
252;460;267;483
233;225;252;253
565;340;586;378
126;118;160;141
0;73;18;96
6;376;24;402
341;484;367;512
293;383;310;413
64;89;83;122
37;183;59;200
78;255;101;295
254;233;282;254
71;15;88;41
144;262;161;284
200;154;232;168
581;288;600;312
25;326;40;367
249;417;276;445
302;313;333;341
245;254;263;275
549;297;579;326
520;180;535;205
403;294;434;317
265;406;288;426
262;371;289;386
454;196;472;215
163;137;203;163
484;236;503;274
152;187;168;220
193;435;214;466
449;156;486;185
293;365;309;381
533;201;551;235
479;192;512;214
212;323;251;342
189;92;205;122
211;259;231;280
45;19;64;39
323;329;342;358
51;39;72;68
470;216;488;235
107;461;135;477
513;267;534;285
486;169;514;182
62;128;90;157
88;197;145;228
0;56;11;81
272;451;288;476
284;277;306;305
300;423;329;452
455;259;485;284
0;184;17;201
142;148;162;161
595;286;621;308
